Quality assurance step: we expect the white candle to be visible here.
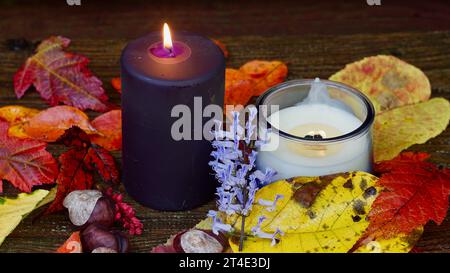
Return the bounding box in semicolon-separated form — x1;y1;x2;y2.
257;79;373;180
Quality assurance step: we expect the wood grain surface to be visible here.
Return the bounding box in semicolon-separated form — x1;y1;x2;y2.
0;0;449;39
0;31;449;252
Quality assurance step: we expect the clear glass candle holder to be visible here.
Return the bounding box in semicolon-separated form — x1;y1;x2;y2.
256;79;375;180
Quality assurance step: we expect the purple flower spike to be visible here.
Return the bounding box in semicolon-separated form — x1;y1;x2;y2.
208;109;279;249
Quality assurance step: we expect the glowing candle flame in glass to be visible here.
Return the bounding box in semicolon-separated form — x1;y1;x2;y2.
256;79;375;180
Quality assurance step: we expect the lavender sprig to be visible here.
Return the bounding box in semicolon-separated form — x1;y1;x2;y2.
208;107;278;251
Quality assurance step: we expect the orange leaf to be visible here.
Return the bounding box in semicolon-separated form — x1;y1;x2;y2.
56;232;82;253
0;105;40;138
90;110;122;151
212;39;229;58
224;68;254;106
224;61;288;107
23;105;96;142
111;77;122;93
0;120;58;193
239;60;288;96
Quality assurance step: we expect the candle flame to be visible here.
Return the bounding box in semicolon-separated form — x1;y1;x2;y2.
163;23;173;50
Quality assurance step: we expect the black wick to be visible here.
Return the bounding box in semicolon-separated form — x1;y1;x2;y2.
304;134;324;140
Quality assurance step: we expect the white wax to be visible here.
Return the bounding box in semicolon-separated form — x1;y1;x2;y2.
257;103;372;180
269;103;361;135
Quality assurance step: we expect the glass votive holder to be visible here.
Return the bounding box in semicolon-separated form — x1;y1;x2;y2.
256;79;375;180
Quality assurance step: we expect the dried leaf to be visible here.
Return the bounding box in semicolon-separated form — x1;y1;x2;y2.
35;186;57;209
212;39;229;58
23;105;97;142
354;227;423;253
0;189;50;245
189;170;423;253
329;55;431;112
56;232;82;253
0;120;58;193
374;98;450;162
46;127;119;214
151;244;177;253
228;172;381;253
239;60;288;96
151;234;177;253
224;68;254;106
90;110;122;151
363;152;450;240
0;105;40;138
13;36;110;112
111;77;121;93
225;60;288;107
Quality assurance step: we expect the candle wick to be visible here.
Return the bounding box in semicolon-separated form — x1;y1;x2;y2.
165;46;175;57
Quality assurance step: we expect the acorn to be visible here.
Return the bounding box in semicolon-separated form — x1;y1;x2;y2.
172;229;226;253
80;223;129;253
63;190;115;228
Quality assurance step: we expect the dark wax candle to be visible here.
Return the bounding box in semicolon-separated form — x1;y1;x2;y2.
121;30;225;211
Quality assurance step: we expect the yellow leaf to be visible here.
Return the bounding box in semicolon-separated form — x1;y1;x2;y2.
329;55;431;113
374;98;450;162
195;217;213;230
354;228;423;253
228;172;381;253
0;189;50;245
35;186;57;209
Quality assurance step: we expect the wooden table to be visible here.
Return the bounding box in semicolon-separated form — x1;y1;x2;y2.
0;32;449;253
0;1;449;253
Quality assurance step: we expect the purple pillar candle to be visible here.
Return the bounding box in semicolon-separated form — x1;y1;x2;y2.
121;24;225;211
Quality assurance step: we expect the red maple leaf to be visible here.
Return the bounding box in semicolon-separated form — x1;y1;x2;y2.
13;36;110;112
366;152;450;239
46;126;119;213
0;120;58;192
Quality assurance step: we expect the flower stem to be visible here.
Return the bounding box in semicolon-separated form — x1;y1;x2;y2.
238;139;253;252
239;214;246;252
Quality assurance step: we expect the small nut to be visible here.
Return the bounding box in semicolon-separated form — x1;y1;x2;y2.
174;229;224;253
92;247;117;253
63;190;115;227
80;224;129;253
63;190;103;226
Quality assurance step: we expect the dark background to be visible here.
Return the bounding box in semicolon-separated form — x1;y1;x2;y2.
0;0;449;39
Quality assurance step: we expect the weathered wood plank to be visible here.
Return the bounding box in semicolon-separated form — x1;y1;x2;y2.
0;31;449;252
1;0;449;39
